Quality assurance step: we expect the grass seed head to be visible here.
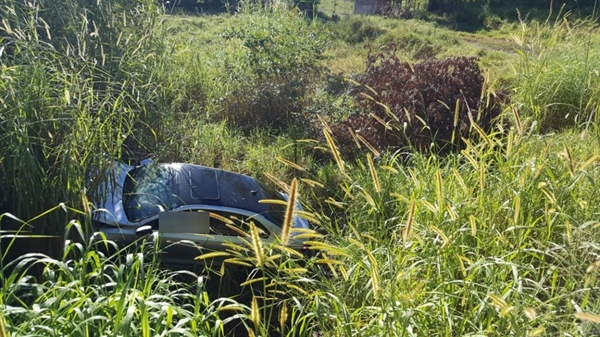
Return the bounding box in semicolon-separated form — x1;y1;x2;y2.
280;178;297;246
249;222;266;267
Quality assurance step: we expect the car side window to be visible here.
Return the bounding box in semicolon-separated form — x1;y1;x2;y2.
208;211;270;239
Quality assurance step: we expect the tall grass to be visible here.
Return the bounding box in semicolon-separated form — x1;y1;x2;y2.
4;124;598;336
2;2;600;336
1;221;234;336
511;16;600;131
0;0;166;258
310;126;600;335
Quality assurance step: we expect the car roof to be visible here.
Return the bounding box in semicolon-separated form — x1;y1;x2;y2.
169;163;286;226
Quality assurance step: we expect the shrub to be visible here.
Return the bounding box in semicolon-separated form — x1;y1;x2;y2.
329;16;387;44
217;6;329;134
330;51;506;158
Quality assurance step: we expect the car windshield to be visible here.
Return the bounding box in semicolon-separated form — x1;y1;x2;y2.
123;165;178;222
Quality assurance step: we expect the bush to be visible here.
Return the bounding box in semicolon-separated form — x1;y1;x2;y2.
329;16;387;44
330;51;506;158
217;6;328;134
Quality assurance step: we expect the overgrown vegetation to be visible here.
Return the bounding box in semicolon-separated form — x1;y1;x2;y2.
329;52;506;158
0;0;165;259
217;4;328;132
511;17;600;132
2;0;600;336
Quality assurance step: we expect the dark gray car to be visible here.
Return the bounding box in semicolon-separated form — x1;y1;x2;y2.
92;161;310;265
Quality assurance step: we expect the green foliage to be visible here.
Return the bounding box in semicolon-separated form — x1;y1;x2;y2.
511;18;600;132
223;17;324;79
309;127;600;336
328;16;387;44
216;5;329;132
1;222;228;336
0;0;166;249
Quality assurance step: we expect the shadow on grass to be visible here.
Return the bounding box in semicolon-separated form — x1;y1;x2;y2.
429;0;599;32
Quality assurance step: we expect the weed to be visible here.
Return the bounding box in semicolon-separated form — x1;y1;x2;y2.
329;16;387;44
0;0;166;256
217;5;329;133
511;17;600;132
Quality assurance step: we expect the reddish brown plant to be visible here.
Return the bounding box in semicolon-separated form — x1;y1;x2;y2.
331;50;506;159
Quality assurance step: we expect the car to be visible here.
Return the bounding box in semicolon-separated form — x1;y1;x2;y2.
92;160;310;265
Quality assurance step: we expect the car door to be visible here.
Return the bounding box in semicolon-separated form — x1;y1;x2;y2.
138;211;210;263
197;207;277;253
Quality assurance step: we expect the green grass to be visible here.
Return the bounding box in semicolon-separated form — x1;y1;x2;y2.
510;18;600;131
318;0;355;18
2;1;600;336
315;128;600;335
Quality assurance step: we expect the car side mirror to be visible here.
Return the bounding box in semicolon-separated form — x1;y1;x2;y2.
136;225;154;236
